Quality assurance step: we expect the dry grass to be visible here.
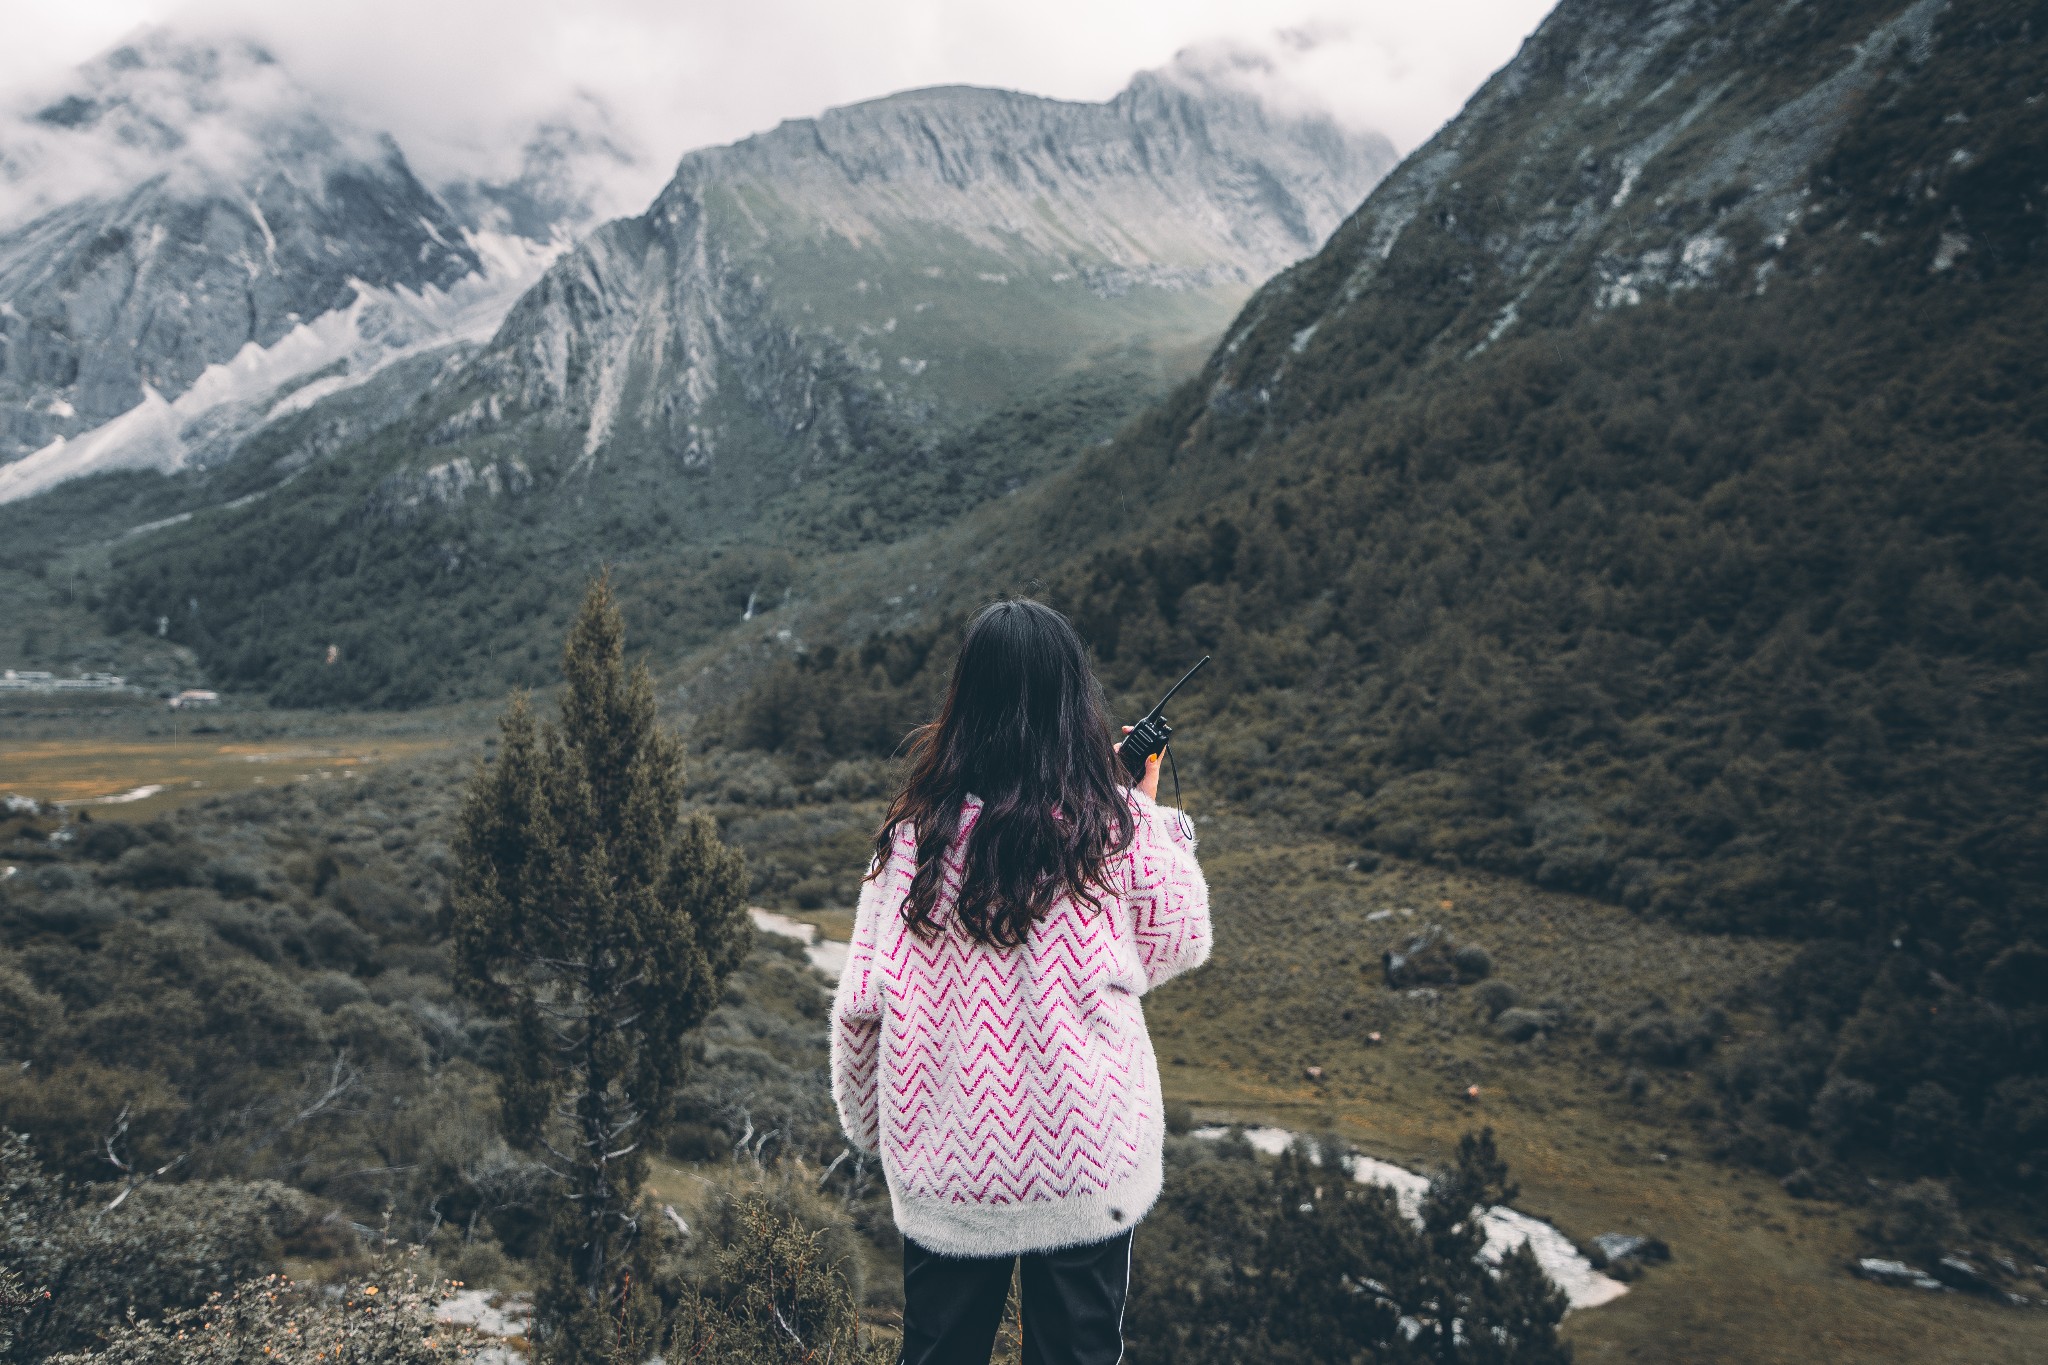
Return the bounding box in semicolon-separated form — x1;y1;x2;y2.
1138;814;2048;1365
0;736;451;819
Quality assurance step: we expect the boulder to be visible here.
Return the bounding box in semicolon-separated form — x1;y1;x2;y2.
1851;1258;1949;1292
1383;924;1459;987
1475;980;1520;1020
1591;1233;1671;1267
1931;1253;1998;1296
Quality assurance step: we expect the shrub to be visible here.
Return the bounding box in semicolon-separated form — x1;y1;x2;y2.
1125;1130;1570;1364
48;1264;463;1365
666;1193;893;1365
1495;1008;1554;1043
0;966;59;1061
1;1132;317;1361
1382;925;1459;988
103;844;204;891
75;824;144;864
1474;980;1520;1021
1452;944;1493;981
1867;1179;1965;1262
1890;1083;1967;1173
1810;1076;1882;1154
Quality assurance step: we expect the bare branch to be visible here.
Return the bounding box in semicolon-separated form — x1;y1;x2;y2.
294;1051;360;1125
101;1153;185;1215
103;1103;135;1176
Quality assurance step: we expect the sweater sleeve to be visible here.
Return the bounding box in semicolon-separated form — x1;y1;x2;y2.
1125;793;1211;991
829;845;893;1155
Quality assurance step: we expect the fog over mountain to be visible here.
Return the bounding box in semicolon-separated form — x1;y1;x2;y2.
429;65;1397;491
0;31;631;500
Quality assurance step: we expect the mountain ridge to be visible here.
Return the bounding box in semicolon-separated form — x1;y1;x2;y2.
0;30;645;501
418;66;1397;488
0;32;482;456
38;56;1397;705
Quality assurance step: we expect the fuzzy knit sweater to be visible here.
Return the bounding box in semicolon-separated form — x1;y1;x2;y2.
829;792;1211;1258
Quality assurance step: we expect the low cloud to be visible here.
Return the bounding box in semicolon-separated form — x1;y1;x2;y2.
0;35;396;231
1162;13;1549;152
2;0;1556;229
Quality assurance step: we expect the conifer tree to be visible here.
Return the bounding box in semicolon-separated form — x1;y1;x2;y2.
1403;1129;1570;1364
1126;1129;1570;1363
453;576;750;1363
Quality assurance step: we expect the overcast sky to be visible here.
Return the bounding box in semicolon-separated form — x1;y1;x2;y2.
2;0;1556;213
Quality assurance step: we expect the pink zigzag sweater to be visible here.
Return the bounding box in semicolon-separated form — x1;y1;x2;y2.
830;791;1210;1258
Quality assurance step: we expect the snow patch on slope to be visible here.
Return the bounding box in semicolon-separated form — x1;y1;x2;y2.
1193;1125;1629;1312
0;229;560;505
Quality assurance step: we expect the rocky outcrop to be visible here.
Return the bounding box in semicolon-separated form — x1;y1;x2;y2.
1189;0;1974;450
0;32;483;461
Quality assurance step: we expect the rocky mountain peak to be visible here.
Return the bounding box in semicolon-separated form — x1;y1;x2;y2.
425;63;1399;503
652;71;1394;277
1194;0;1991;440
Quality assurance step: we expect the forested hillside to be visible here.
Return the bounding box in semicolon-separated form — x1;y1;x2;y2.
718;0;2048;1199
65;364;1160;706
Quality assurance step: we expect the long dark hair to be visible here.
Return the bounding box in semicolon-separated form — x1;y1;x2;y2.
872;598;1136;948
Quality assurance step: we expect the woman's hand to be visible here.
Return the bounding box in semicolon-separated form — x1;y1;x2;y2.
1118;726;1163;801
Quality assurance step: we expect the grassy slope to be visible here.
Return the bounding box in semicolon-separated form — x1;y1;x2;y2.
1140;815;2046;1363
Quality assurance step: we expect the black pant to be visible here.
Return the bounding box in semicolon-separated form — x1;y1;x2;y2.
899;1229;1133;1365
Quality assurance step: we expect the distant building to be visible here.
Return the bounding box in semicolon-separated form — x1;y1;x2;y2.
3;669;125;692
168;689;221;709
52;672;125;690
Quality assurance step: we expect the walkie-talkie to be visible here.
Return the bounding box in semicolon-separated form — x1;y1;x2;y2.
1120;655;1210;782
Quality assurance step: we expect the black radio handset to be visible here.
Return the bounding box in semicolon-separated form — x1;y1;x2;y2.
1120;655;1210;783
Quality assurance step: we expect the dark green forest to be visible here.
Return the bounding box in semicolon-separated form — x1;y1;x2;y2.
713;0;2048;1203
41;363;1170;709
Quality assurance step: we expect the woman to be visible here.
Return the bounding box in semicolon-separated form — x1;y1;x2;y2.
831;598;1211;1365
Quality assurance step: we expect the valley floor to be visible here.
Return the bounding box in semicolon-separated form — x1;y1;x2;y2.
9;724;2044;1363
778;807;2048;1364
1143;828;2046;1365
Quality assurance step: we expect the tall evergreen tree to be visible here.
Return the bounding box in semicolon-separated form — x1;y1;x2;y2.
453;576;750;1363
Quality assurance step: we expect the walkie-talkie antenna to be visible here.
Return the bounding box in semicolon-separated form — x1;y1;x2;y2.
1139;655;1210;725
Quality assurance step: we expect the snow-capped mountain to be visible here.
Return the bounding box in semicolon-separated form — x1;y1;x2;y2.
0;31;602;502
63;52;1401;707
